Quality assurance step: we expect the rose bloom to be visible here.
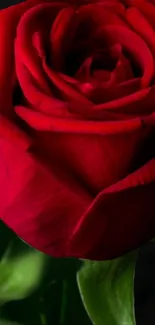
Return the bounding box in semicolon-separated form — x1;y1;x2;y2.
0;0;155;260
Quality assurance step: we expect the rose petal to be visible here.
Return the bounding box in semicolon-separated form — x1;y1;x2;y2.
16;3;93;106
67;3;127;61
31;125;149;194
15;104;142;134
42;58;93;105
84;78;141;104
0;138;90;257
0;0;44;116
77;3;126;30
70;158;155;260
94;25;154;87
15;51;77;119
126;7;155;54
0;115;32;150
113;52;134;83
99;1;125;15
94;86;155;114
76;57;93;81
76;44;122;84
15;3;66;92
15;83;155;122
50;7;76;70
125;0;155;29
69;86;155;118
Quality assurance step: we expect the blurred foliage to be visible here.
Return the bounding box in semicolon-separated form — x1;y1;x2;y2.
0;221;91;325
0;247;46;302
0;221;147;325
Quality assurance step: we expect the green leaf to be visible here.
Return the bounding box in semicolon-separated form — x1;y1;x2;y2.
0;249;47;302
77;250;138;325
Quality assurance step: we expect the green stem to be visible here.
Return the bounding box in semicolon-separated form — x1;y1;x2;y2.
60;280;68;325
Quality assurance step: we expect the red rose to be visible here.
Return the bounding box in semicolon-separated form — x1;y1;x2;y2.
0;0;155;260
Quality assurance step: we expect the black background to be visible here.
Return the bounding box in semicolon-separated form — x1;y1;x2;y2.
0;0;23;9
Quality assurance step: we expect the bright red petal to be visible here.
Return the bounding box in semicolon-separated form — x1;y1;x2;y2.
0;138;90;257
0;0;45;116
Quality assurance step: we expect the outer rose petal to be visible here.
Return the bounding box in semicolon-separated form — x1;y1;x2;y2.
0;116;32;150
1;137;155;260
14;116;149;195
70;158;155;260
125;0;155;29
0;138;91;257
0;0;45;116
0;0;45;149
126;7;155;54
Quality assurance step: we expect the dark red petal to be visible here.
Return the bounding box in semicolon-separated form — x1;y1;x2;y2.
70;158;155;260
42;58;93;105
76;44;122;84
112;52;134;83
50;7;76;70
94;25;154;87
77;3;126;29
82;78;141;104
94;86;155;116
15;53;76;119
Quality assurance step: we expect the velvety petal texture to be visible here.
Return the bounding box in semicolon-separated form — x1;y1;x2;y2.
0;0;155;260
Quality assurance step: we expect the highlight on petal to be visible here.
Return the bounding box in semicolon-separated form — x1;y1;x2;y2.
15;104;142;134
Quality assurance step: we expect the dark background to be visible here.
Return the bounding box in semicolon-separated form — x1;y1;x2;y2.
0;0;23;9
1;1;155;324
